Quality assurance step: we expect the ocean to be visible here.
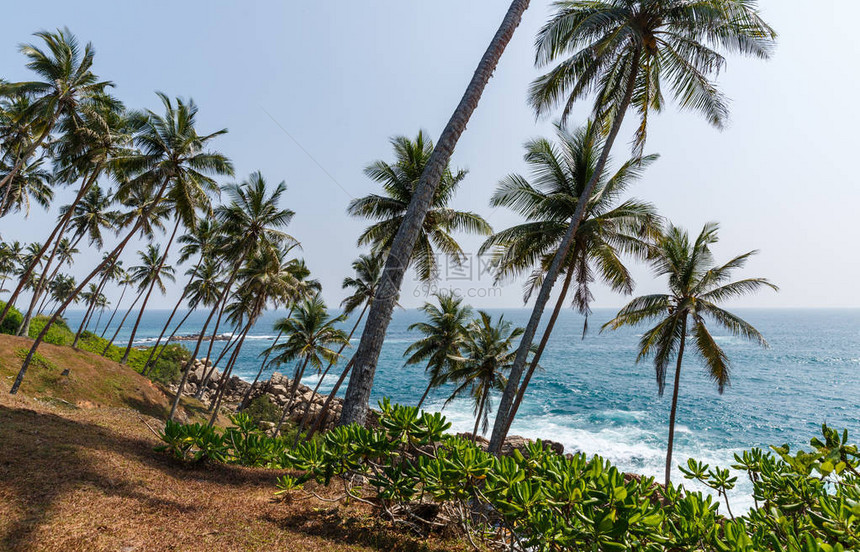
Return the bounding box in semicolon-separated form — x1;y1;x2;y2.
63;307;860;512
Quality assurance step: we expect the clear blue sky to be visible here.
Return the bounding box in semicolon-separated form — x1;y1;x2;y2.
3;1;858;310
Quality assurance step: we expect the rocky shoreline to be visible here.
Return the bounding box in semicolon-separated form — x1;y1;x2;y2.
171;358;569;457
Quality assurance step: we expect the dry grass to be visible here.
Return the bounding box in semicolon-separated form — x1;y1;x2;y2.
0;336;470;551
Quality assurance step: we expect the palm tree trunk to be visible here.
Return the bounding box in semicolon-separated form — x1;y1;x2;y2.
665;316;687;488
472;390;489;442
144;307;194;376
274;356;310;437
416;380;434;411
206;332;245;412
168;302;220;421
293;304;367;442
120;217;182;364
340;0;530;427
0;165;99;327
206;323;251;427
101;282;128;338
306;357;355;440
142;256;202;374
17;220;74;337
237;329;283;411
499;265;575;443
9;180;164;395
103;289;144;355
488;48;643;454
93;305;105;334
73;269;111;348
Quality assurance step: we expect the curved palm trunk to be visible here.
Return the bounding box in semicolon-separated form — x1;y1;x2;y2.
144;307;195;376
472;391;489;443
488;49;643;454
206;329;246;412
120;217;182;364
206;323;251;427
415;381;435;411
103;289;144;354
92;306;106;334
101;282;129;338
9;180;166;395
274;356;311;437
293;304;367;442
306;357;354;439
168;303;220;421
665;317;687;488
340;0;531;426
142;257;203;373
24;232;86;331
499;265;575;442
73;269;111;349
237;329;283;411
0;166;99;327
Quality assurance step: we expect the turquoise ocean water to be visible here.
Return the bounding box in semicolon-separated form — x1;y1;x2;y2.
64;307;860;511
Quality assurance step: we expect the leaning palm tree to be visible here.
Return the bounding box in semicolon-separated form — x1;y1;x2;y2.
404;291;472;409
184;172;297;387
445;311;527;439
340;0;531;427
99;267;130;339
603;222;777;487
0;28;112;190
269;296;349;436
103;244;175;355
347;132;492;281
481;122;660;444
0;241;23;293
489;0;777;453
115;92;232;364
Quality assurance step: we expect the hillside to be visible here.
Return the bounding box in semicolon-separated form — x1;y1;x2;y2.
0;336;468;551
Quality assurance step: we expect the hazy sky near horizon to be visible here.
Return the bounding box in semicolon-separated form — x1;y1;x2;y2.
2;1;859;311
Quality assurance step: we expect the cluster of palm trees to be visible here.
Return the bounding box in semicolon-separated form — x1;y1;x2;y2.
2;0;780;489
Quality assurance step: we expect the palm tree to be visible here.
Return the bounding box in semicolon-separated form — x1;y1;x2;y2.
0;27;113;198
102;245;175;355
445;312;526;439
340;0;531;426
0;29;120;328
99;267;131;338
0;94;39;214
305;252;385;439
481;122;659;444
72;254;123;348
238;256;319;409
204;247;299;426
347;132;492;281
46;274;76;316
489;0;777;453
269;296;349;436
116;92;232;365
142;218;221;375
0;157;52;217
404;291;472;410
603;222;777;487
35;237;79;314
0;241;23;293
182;172;296;392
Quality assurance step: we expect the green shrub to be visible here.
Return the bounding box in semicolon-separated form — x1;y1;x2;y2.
78;331;188;385
0;300;23;335
29;315;74;345
244;394;281;424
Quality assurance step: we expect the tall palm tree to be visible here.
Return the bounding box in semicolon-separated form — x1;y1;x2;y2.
269;296;348;436
0;29;121;328
347;132;492;280
489;0;777;453
72;254;122;348
203;247;299;426
0;94;39;214
238;256;319;409
340;0;531;426
445;312;527;439
182;172;296;391
306;252;385;439
116;92;232;364
603;222;777;487
46;274;76;315
481;122;659;444
142;218;221;375
102;245;175;354
35;237;79;315
99;267;131;339
404;291;472;409
0;27;113;198
0;241;23;293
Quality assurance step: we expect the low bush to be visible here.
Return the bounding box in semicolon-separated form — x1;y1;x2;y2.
243;394;281;424
157;401;860;551
78;332;188;385
29;315;74;345
0;301;23;335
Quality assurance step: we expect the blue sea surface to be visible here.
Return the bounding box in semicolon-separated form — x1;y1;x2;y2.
64;307;860;511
